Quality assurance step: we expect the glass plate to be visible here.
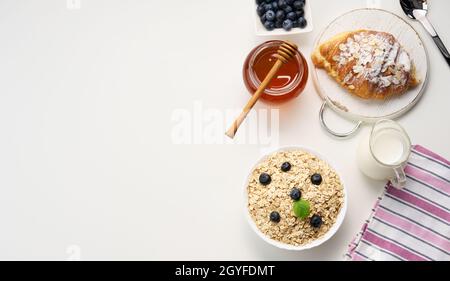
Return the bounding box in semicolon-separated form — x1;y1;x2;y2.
312;8;429;122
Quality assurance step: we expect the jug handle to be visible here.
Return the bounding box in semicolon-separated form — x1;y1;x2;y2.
391;166;407;189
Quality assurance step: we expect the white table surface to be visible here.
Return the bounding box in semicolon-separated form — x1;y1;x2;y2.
0;0;448;261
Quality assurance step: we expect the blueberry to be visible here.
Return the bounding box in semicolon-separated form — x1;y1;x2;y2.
295;9;304;18
292;20;299;28
290;188;302;201
264;3;272;11
265;0;273;3
311;173;322;185
276;10;285;21
293;0;305;10
259;173;272;185
286;0;294;5
275;20;283;28
282;19;293;31
281;162;291;172
264;20;275;30
278;0;288;9
298;17;307;28
256;0;265;4
286;11;296;21
271;1;278;10
257;5;266;16
310;214;323;228
270;211;281;223
284;6;293;14
260;14;267;23
265;10;276;21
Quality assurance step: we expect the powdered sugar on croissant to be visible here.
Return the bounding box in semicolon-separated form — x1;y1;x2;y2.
312;30;419;100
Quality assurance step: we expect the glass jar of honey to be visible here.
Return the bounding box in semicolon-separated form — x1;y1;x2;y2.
243;40;308;103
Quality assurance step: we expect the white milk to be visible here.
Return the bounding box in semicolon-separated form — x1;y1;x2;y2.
371;130;405;165
357;128;409;181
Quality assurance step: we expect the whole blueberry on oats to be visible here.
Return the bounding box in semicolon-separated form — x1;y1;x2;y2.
290;188;301;201
259;173;272;185
270;211;281;223
310;214;323;228
281;162;291;172
311;173;322;185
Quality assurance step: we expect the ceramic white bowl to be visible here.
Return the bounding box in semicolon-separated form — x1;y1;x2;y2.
253;0;314;36
243;146;347;251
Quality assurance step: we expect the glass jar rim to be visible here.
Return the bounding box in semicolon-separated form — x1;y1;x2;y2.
246;40;305;96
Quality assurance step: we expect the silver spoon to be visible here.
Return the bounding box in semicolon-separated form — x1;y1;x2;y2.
400;0;450;67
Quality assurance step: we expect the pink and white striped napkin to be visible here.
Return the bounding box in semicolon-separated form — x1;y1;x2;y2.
346;145;450;261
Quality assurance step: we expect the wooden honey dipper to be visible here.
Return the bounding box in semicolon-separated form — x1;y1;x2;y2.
225;41;299;139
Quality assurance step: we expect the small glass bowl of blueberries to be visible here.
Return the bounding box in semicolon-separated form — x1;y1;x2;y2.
254;0;313;35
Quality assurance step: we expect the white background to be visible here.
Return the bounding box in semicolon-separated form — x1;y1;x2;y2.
0;0;448;260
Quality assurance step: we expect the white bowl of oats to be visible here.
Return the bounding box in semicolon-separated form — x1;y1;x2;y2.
244;146;347;251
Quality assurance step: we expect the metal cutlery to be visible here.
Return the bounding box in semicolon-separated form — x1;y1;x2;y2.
400;0;450;67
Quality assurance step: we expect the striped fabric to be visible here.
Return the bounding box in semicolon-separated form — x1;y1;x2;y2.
346;145;450;261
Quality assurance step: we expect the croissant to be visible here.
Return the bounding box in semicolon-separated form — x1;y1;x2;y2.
312;30;419;100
